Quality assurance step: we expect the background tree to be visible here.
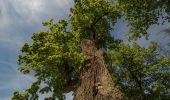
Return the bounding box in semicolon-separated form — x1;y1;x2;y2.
12;0;170;100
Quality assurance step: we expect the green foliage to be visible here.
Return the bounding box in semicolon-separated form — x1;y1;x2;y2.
12;91;29;100
12;0;170;99
70;0;170;41
106;42;170;99
70;0;120;47
115;0;170;40
12;19;86;100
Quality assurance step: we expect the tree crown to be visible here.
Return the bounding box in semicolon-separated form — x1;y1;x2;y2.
12;0;170;99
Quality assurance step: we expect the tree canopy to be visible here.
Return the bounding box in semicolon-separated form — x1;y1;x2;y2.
12;0;170;100
106;42;170;99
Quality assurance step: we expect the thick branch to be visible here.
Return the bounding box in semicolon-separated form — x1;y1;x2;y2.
90;12;109;43
91;12;109;28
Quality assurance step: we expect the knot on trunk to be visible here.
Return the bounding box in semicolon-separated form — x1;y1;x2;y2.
74;39;126;100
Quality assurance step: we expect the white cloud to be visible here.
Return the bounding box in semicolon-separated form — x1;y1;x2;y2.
9;0;73;23
0;0;73;99
0;0;73;49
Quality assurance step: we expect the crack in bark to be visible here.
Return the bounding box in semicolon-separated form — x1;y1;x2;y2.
73;39;125;100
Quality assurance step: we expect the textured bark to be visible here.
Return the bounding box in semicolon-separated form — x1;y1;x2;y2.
74;39;125;100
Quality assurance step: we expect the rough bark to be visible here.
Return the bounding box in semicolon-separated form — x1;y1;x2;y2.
74;39;125;100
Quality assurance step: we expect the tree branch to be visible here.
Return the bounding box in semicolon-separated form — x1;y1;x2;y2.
91;12;109;28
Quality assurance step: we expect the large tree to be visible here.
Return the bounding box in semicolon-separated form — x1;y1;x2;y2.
12;0;170;100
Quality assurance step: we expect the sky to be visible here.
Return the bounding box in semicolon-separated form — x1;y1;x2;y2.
0;0;73;99
0;0;169;100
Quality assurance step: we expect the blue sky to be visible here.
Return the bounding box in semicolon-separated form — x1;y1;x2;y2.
0;0;169;100
0;0;73;99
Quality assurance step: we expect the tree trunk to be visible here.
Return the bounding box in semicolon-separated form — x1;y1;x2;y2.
73;39;125;100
